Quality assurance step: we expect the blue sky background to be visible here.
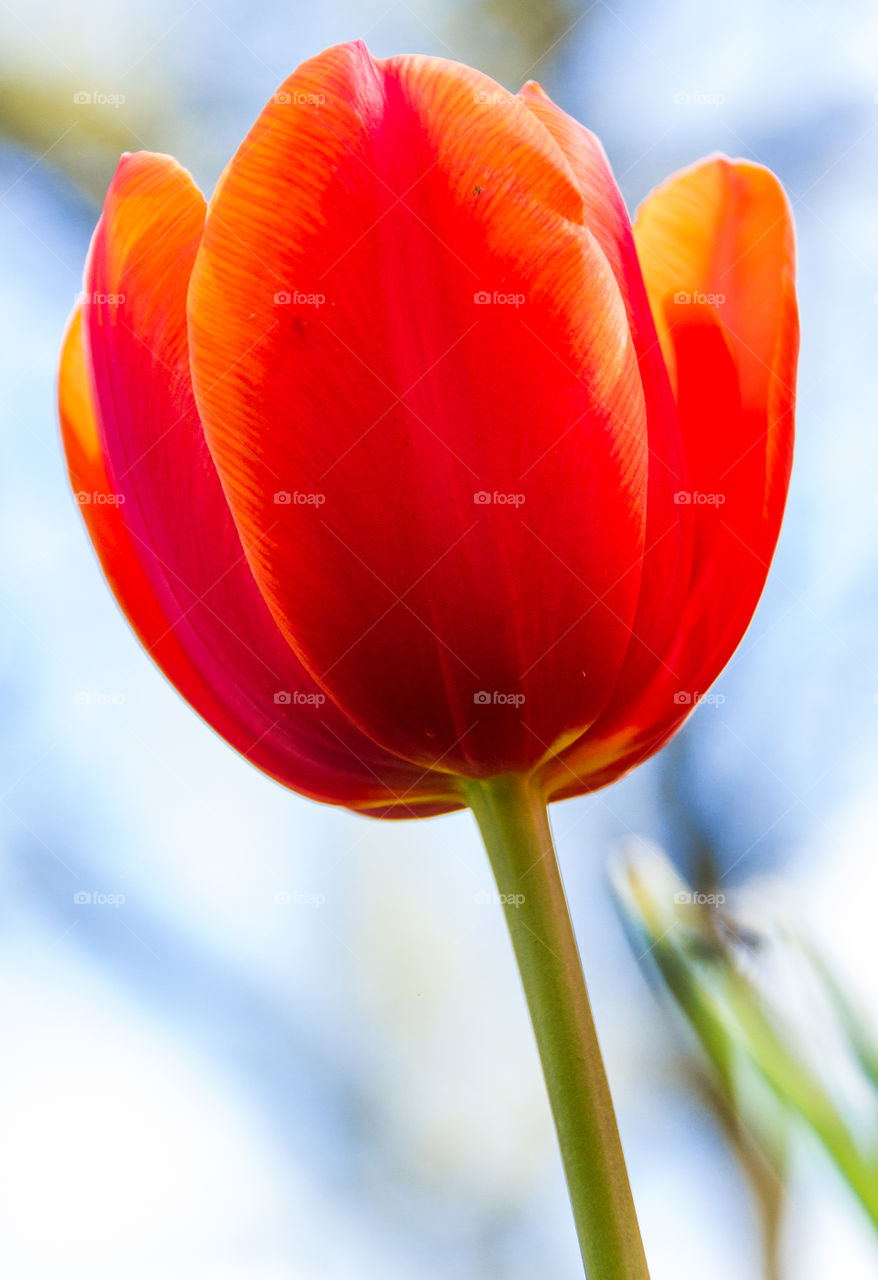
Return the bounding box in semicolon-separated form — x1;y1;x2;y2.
2;1;878;1275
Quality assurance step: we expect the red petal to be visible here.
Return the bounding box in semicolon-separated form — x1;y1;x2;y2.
188;43;650;776
70;151;455;813
545;157;797;796
518;84;694;732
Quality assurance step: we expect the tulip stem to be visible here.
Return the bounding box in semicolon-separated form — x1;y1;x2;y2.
463;772;649;1280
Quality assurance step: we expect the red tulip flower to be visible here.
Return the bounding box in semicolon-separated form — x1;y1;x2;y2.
59;41;796;819
58;41;797;1278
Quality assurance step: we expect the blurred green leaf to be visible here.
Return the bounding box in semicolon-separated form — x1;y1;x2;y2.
612;844;878;1242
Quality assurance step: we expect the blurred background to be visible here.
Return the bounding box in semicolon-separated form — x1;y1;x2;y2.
2;0;877;1275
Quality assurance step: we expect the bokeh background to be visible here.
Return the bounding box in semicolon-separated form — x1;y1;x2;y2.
2;0;877;1275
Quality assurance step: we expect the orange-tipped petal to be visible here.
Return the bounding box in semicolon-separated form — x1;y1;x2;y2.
544;157;797;796
633;157;797;676
634;155;797;425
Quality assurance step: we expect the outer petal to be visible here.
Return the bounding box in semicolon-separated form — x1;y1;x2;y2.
544;157;797;798
68;151;456;815
60;309;192;668
188;42;651;778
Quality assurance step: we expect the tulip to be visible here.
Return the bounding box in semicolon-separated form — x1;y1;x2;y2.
58;40;797;1280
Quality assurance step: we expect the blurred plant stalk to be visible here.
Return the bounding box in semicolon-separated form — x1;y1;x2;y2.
612;843;878;1273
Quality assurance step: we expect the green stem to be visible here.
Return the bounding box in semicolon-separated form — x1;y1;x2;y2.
463;772;650;1280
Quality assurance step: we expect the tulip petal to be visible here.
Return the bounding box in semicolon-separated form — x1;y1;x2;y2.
518;84;695;724
634;157;796;684
60;307;189;660
69;152;456;813
188;42;651;776
544;157;797;796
